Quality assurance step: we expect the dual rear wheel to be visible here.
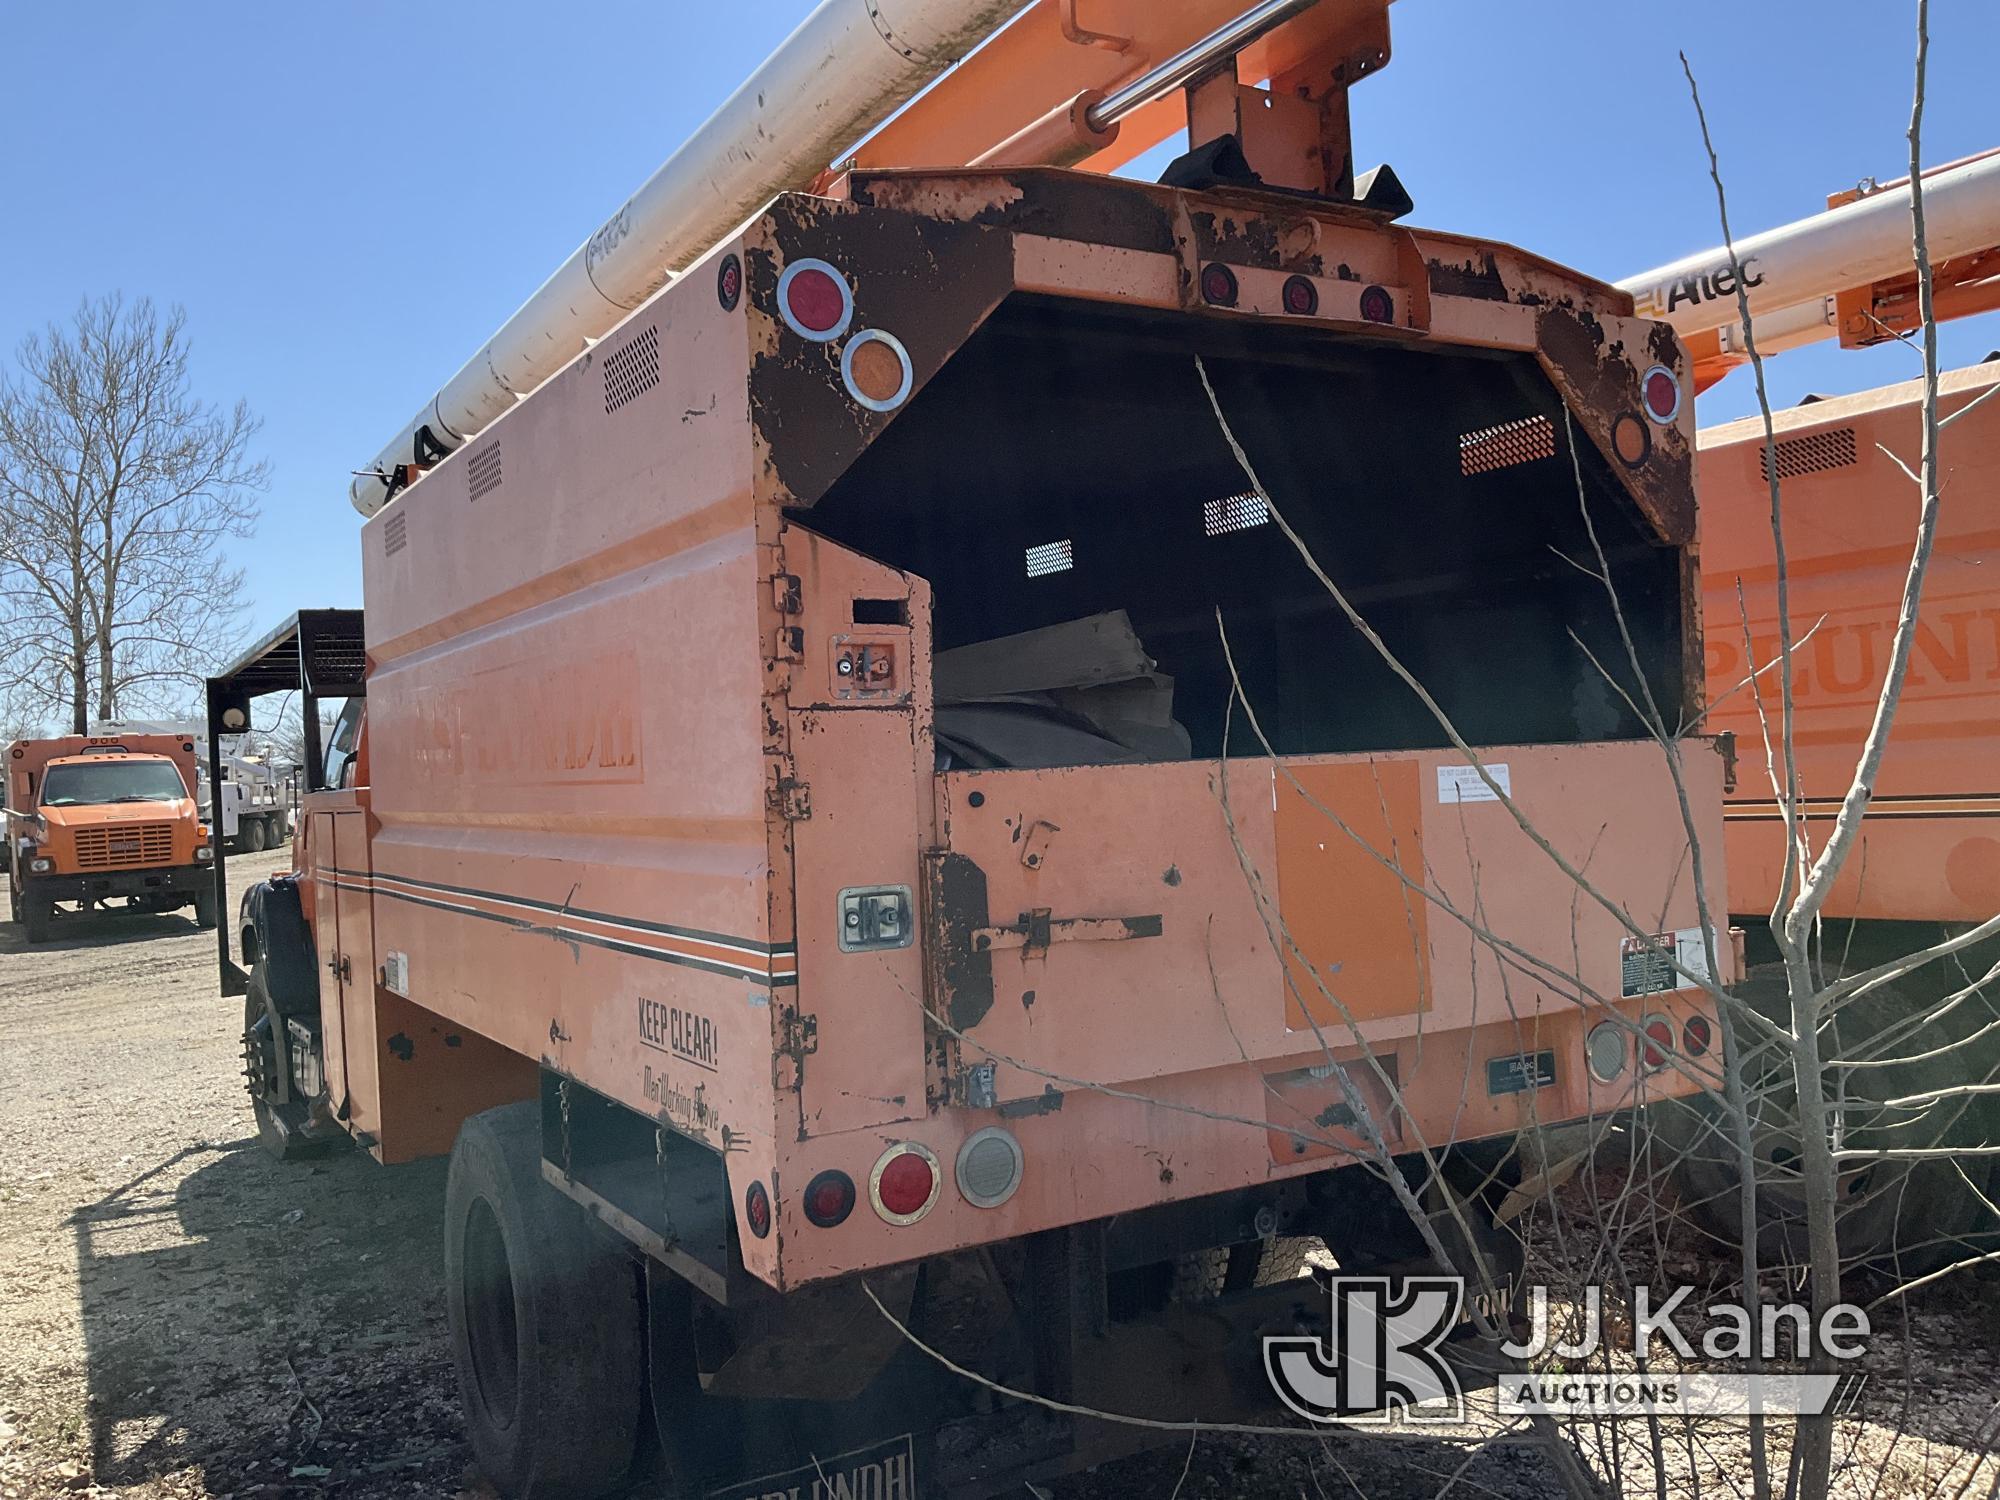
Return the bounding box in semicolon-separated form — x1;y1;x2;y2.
445;1104;647;1500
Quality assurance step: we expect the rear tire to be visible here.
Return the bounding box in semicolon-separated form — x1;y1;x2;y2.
1653;957;2000;1275
445;1102;644;1500
243;818;267;853
24;894;51;944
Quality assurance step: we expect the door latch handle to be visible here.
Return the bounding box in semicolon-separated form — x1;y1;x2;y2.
327;953;352;983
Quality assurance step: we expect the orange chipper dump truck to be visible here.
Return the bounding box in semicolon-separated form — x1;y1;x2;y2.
5;733;214;944
211;3;1735;1494
1619;150;2000;1266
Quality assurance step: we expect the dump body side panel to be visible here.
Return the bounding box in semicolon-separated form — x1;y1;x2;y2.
355;253;790;1227
1701;363;2000;923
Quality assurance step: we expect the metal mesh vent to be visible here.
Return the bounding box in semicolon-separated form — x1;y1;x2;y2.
1460;414;1556;476
603;325;661;413
1760;426;1858;482
466;441;503;501
382;510;407;557
1025;539;1074;578
1203;490;1269;536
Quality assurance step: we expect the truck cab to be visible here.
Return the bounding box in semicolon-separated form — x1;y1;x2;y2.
5;734;216;943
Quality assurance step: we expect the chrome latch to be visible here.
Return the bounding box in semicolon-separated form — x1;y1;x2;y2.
838;885;914;953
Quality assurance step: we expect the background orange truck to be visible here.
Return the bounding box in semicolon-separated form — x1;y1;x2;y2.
211;3;1735;1494
1619;152;2000;1263
5;732;215;943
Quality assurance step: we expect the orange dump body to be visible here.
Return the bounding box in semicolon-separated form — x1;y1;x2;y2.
323;168;1728;1292
1700;362;2000;925
6;734;206;879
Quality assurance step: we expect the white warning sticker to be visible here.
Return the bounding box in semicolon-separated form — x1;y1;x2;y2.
1437;762;1511;804
1620;927;1712;997
382;950;410;998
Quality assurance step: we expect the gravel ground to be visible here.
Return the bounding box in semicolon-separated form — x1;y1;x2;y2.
1;855;1996;1499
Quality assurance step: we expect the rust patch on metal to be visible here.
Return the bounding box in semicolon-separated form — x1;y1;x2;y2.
853;174;1027;221
926;851;995;1031
748;194;1015;508
1192;209;1284;268
849;169;1176;255
998;1085;1064;1119
1428;253;1509;302
1536;306;1695;546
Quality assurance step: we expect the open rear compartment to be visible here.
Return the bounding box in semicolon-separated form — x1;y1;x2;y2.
793;296;1690;763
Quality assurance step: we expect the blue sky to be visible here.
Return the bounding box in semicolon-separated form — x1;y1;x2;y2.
3;1;1995;638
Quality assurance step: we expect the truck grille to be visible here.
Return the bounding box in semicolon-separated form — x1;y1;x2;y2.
73;824;175;870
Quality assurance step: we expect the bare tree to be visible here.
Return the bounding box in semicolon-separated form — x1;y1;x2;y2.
0;295;264;732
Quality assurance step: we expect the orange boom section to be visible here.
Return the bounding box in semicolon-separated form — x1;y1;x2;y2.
350;168;1728;1292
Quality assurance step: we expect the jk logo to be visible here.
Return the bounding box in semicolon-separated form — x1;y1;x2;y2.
1264;1276;1466;1424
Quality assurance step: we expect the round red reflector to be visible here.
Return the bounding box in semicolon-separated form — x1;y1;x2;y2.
870;1143;941;1224
1642;365;1681;424
777;259;853;342
1683;1014;1713;1057
803;1169;855;1228
1358;285;1394;324
1200;263;1239;308
717;254;743;312
744;1179;771;1239
1282;275;1319;316
1642;1016;1675;1072
878;1153;935;1217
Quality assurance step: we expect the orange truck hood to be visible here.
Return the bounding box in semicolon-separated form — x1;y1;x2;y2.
40;799;193;830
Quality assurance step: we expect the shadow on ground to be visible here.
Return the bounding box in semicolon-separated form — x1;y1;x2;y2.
0;906;208;956
70;1136;468;1495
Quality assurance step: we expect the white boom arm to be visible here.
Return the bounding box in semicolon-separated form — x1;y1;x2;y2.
351;0;1024;516
1617;149;2000;348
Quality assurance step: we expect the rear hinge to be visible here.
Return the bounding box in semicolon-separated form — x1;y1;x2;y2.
767;761;812;820
780;1006;819;1058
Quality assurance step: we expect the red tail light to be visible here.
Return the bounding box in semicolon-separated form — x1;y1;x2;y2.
871;1143;941;1225
1359;285;1395;324
1282;275;1319;316
744;1179;772;1239
803;1169;855;1228
1200;263;1239;308
1682;1014;1713;1057
1641;1015;1675;1073
1642;365;1682;423
777;258;853;342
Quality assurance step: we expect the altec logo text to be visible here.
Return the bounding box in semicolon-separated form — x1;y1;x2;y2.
1266;1280;1872;1422
1631;255;1766;319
